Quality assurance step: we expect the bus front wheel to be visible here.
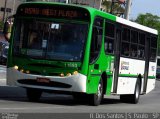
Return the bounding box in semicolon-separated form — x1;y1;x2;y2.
90;78;104;106
26;88;42;102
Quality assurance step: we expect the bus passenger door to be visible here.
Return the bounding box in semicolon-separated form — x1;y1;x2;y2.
143;36;150;94
88;17;104;93
112;28;122;94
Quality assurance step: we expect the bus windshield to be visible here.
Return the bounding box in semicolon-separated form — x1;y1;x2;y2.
13;19;88;61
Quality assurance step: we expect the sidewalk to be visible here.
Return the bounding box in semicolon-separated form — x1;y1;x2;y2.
0;65;6;86
0;78;6;86
157;79;160;81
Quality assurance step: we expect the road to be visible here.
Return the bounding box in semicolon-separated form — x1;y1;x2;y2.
0;65;160;114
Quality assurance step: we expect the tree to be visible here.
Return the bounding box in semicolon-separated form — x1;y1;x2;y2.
135;13;160;29
0;20;4;31
135;13;160;56
102;0;125;17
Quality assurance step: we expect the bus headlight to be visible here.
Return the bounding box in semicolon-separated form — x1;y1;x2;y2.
14;65;19;70
66;73;71;76
73;71;78;75
60;73;64;77
20;69;24;73
26;70;30;74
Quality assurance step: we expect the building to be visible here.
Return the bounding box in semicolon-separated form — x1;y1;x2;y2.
0;0;22;21
0;0;126;21
26;0;102;9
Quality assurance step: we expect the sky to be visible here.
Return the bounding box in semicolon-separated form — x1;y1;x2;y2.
130;0;160;20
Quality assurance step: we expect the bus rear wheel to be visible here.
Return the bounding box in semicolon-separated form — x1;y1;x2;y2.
26;88;42;102
90;78;104;106
120;79;140;104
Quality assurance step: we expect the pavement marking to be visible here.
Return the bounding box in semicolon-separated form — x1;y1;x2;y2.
0;78;6;86
0;66;6;73
0;70;6;73
0;65;6;68
0;106;74;110
0;79;6;80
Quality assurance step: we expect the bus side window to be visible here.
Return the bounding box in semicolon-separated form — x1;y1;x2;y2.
104;22;115;54
121;27;130;57
121;42;129;56
150;36;157;61
90;17;103;63
130;30;138;58
138;33;145;59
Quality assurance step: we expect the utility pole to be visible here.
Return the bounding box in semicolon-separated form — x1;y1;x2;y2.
12;0;16;15
124;0;132;20
66;0;69;3
110;0;114;14
3;0;8;22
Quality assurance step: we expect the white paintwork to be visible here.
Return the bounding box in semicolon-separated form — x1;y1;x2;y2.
140;78;144;94
116;17;158;35
7;67;87;93
116;77;137;94
148;62;157;77
119;57;145;75
146;79;156;93
113;57;156;94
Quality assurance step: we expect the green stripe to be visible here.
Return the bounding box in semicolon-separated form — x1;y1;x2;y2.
90;73;156;79
119;74;137;78
148;76;156;79
119;74;156;79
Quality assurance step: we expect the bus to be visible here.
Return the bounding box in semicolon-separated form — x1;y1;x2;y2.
6;2;158;106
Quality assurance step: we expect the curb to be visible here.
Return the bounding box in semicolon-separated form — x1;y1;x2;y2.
156;79;160;81
0;65;6;68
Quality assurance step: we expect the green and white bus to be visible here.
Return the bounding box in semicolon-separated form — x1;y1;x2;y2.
7;2;158;106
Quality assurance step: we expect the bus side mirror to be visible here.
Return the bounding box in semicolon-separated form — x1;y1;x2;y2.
3;15;14;41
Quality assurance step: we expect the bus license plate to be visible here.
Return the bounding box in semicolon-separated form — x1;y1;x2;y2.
37;78;50;83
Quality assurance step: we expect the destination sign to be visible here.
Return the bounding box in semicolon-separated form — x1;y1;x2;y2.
17;4;90;21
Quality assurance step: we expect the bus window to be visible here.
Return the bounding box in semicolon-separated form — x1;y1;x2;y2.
130;44;138;57
122;28;130;42
13;18;88;61
90;17;103;63
150;36;157;61
121;42;129;56
105;22;115;38
121;27;130;57
130;30;138;58
131;30;138;43
138;46;145;59
138;33;145;59
104;22;115;54
139;33;145;45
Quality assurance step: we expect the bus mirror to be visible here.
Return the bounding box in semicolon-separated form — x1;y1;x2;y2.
3;15;14;41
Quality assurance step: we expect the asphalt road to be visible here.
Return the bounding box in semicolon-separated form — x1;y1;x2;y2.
0;65;160;114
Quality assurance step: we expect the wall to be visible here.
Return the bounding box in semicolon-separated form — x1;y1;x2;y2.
0;0;22;21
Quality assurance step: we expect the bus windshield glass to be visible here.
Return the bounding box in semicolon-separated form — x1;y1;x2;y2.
13;19;88;61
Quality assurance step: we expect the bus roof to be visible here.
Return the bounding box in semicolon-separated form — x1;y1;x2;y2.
18;2;158;35
116;17;158;35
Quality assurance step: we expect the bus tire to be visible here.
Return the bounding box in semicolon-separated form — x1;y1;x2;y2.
26;88;42;102
90;78;103;106
131;79;141;104
120;79;140;104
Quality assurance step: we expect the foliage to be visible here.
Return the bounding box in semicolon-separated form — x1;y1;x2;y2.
0;20;4;31
102;0;125;17
135;13;160;29
135;13;160;56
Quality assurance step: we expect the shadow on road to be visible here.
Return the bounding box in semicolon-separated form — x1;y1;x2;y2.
0;86;122;106
0;80;160;106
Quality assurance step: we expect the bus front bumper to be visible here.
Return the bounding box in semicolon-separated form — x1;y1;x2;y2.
7;67;87;93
